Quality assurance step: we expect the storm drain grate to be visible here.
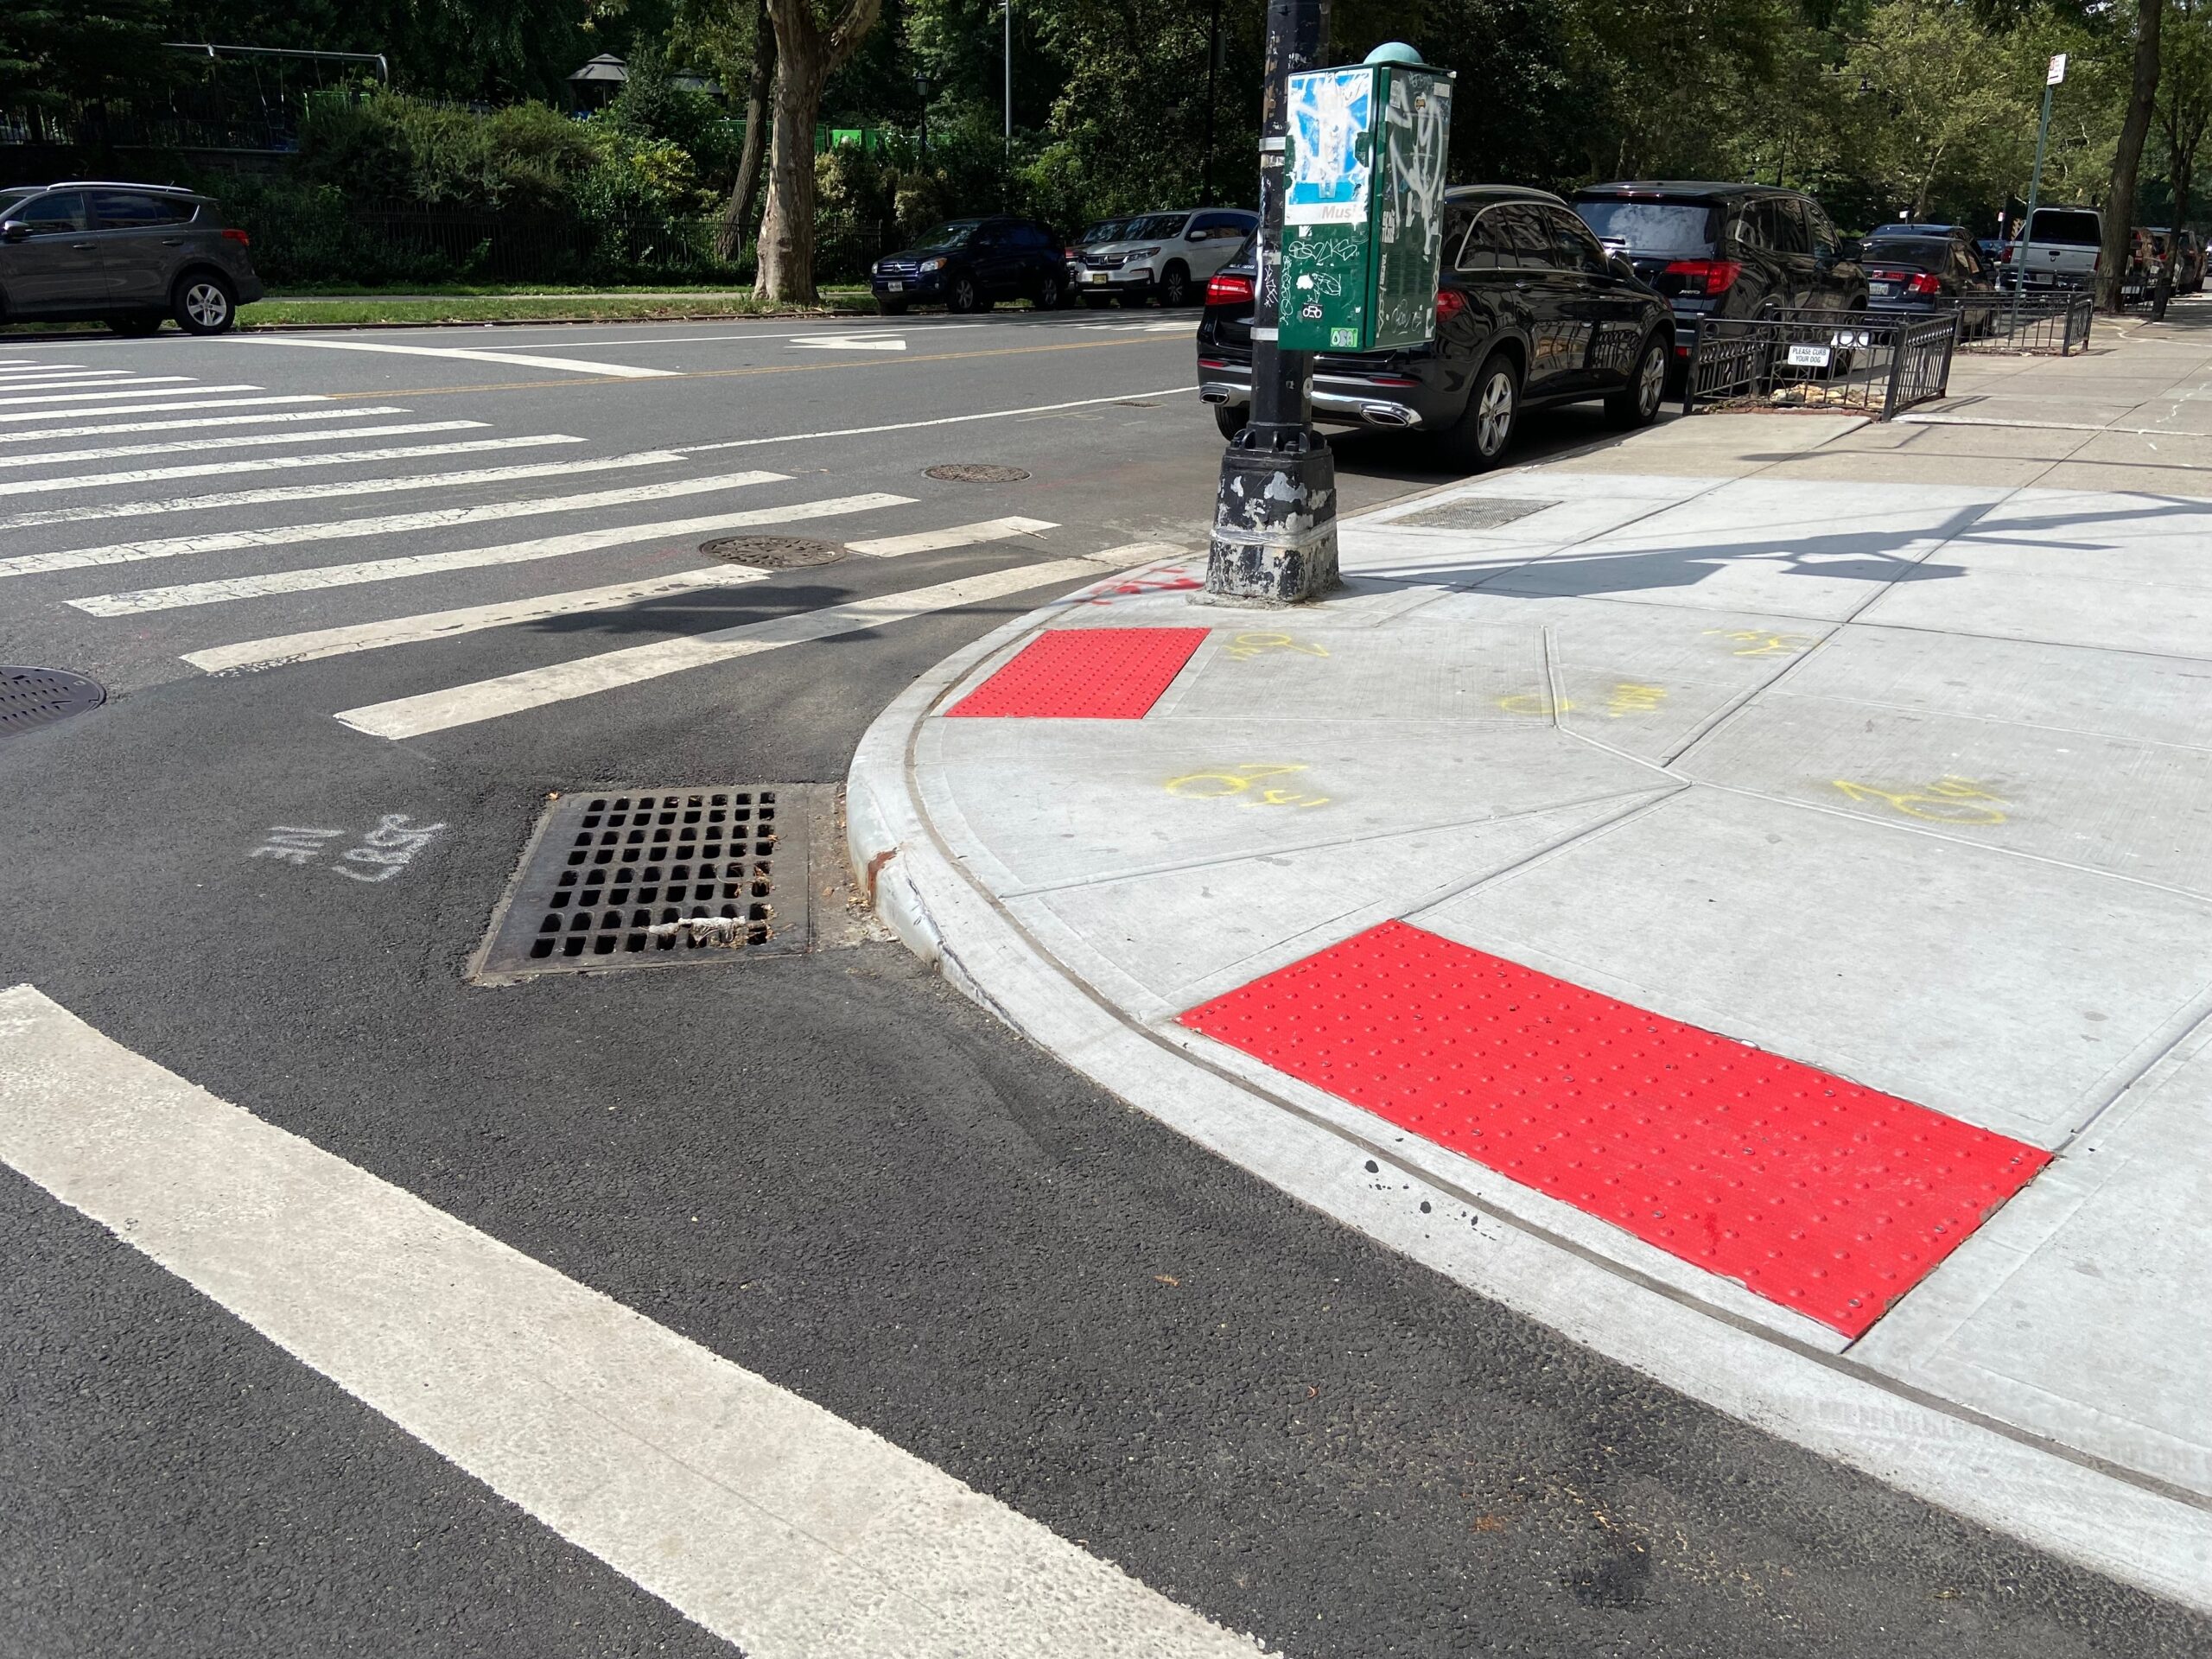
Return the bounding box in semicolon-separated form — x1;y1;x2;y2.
0;666;105;742
925;463;1030;483
700;535;846;568
1391;496;1560;531
472;787;815;982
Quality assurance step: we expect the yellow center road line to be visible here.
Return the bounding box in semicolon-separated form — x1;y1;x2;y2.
326;333;1197;401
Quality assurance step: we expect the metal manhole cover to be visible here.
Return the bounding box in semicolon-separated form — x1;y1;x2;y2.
0;666;105;741
1391;497;1560;531
471;786;817;982
925;463;1030;483
700;535;846;568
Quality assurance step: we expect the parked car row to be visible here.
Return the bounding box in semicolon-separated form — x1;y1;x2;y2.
869;207;1256;315
0;180;261;334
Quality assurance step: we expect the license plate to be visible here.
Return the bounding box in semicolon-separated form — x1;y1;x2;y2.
1087;271;1109;283
886;280;903;292
1787;343;1833;368
1869;281;1895;296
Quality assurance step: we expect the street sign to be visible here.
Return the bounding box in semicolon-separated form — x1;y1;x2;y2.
1278;55;1455;353
2048;53;2067;86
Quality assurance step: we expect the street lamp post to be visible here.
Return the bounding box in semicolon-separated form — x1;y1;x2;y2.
915;72;930;156
1204;0;1337;607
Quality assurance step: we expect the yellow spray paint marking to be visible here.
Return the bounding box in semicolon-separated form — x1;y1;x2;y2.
1831;775;2008;824
1605;682;1668;718
1497;692;1572;716
1704;627;1821;658
1165;762;1331;808
1224;631;1331;662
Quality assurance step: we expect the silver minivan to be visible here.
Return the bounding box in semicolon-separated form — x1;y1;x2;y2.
0;181;264;335
1074;207;1257;308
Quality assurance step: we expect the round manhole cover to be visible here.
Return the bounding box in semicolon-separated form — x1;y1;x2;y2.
0;666;105;741
699;535;847;569
925;463;1030;483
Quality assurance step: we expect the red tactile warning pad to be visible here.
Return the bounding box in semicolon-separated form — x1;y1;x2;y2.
945;627;1209;719
1179;921;2050;1336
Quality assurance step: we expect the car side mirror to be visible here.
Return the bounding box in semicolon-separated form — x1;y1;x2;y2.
1186;228;1207;241
0;221;29;244
1610;252;1637;280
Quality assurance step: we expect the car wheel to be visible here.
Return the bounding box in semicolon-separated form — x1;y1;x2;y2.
946;273;979;314
877;297;909;316
1605;331;1669;429
172;272;237;335
1033;271;1064;311
105;314;162;338
1444;351;1519;472
1212;404;1245;441
1158;263;1192;307
1082;294;1115;309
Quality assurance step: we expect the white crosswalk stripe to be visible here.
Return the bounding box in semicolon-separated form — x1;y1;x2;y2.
0;371;140;388
0;433;582;498
0;444;669;531
0;394;327;425
183;567;773;674
0;420;489;472
0;468;785;580
0;381;259;407
847;515;1058;556
233;336;678;378
71;493;909;613
0;405;409;446
335;557;1107;739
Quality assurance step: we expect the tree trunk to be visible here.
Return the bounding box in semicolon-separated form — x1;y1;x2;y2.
716;0;776;264
755;52;826;302
2102;0;2165;313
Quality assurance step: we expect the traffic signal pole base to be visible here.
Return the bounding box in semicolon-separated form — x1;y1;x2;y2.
1202;428;1340;605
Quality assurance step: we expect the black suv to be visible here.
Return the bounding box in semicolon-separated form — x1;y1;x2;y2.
1196;185;1674;470
1572;182;1866;374
871;217;1065;314
0;181;263;334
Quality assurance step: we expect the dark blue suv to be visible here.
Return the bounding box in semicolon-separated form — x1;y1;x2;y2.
871;217;1065;315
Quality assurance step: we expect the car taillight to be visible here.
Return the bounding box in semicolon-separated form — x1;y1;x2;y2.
1662;257;1741;296
1869;268;1908;283
1434;286;1467;324
1906;272;1942;296
221;228;251;246
1205;272;1254;306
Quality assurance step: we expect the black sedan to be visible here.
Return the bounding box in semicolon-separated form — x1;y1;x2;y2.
1861;230;1999;322
871;217;1065;314
1195;185;1674;470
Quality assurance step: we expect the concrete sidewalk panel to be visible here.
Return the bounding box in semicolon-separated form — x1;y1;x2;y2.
1409;789;2212;1146
1858;535;2212;658
1679;695;2212;898
1525;412;1867;475
1148;620;1549;727
1855;1033;2212;1500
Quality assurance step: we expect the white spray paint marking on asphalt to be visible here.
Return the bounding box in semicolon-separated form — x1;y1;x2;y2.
0;444;666;531
846;516;1058;557
0;987;1268;1659
2;469;785;580
0;433;582;497
337;556;1109;739
681;386;1192;454
247;814;446;884
790;334;910;352
185;566;773;673
0;381;262;408
0;420;488;472
0;406;406;445
231;336;677;378
73;492;904;613
0;395;327;426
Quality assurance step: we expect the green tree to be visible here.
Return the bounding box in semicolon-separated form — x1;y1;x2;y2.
2154;0;2212;296
1842;0;2024;219
0;0;173;109
756;0;885;300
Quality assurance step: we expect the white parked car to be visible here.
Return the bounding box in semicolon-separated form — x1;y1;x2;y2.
2006;206;2101;290
1074;207;1258;308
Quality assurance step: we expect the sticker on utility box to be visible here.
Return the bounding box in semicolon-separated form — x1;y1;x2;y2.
1286;67;1374;226
1787;343;1833;368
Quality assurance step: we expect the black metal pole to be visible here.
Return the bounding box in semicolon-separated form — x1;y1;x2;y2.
1203;0;1337;606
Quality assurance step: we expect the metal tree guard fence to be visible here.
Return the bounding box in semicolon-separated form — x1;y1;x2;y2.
1957;290;2094;355
1684;310;1958;420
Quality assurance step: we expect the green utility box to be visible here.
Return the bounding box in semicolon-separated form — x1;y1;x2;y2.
1278;51;1455;353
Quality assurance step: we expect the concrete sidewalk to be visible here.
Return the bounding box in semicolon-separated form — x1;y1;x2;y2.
849;308;2212;1610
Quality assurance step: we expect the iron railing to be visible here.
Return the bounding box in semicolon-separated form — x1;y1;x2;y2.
1956;291;2094;355
1684;309;1957;420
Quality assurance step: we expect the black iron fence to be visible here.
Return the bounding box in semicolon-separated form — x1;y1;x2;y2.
1956;291;2094;355
1684;309;1957;420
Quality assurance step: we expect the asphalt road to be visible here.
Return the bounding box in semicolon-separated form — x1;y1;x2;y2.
0;308;2202;1658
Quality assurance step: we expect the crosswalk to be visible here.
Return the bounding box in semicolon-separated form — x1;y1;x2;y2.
0;350;1180;743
